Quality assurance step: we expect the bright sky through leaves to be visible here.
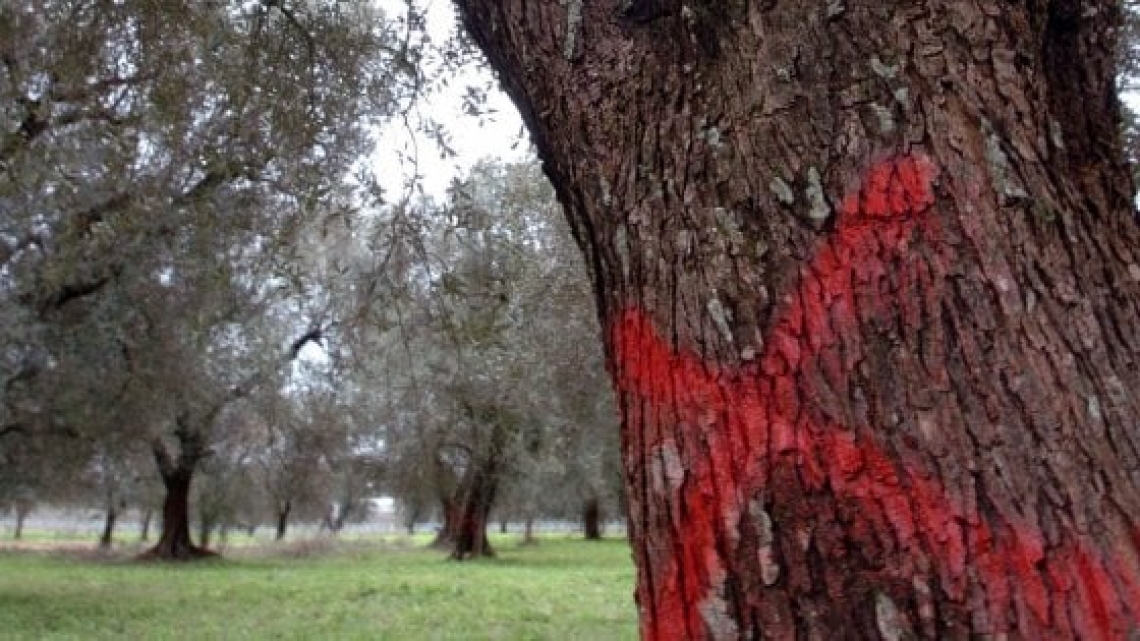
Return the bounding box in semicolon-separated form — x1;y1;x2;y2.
373;1;529;200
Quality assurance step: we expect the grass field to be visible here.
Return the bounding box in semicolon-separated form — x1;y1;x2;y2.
0;535;638;640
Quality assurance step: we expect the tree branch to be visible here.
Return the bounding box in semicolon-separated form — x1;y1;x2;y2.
0;423;26;441
288;327;323;360
151;437;176;480
173;163;259;207
29;273;113;314
0;97;50;163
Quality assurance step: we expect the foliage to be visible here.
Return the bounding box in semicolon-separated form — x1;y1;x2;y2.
1121;1;1140;186
0;0;422;533
0;1;619;552
365;160;620;547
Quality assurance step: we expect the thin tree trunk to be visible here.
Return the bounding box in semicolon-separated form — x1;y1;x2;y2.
138;509;151;542
12;504;29;540
456;2;1140;637
99;506;117;550
582;497;602;541
198;516;213;550
522;514;536;546
275;502;291;541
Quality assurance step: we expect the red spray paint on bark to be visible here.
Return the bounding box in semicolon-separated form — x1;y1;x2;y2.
610;155;1140;639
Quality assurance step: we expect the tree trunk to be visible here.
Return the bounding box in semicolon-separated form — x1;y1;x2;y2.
430;495;460;549
582;497;602;540
146;470;199;559
522;514;536;546
451;463;499;560
143;430;213;560
12;503;29;540
457;2;1140;637
275;502;291;541
139;509;152;542
99;506;117;550
198;516;213;550
328;502;351;534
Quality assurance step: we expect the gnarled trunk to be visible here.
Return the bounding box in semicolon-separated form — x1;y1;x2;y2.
451;463;499;560
143;426;213;560
146;468;200;559
457;1;1140;637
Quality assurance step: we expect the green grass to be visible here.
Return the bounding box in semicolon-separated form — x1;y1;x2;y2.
0;536;638;640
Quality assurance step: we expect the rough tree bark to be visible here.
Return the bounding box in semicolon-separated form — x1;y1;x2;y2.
456;1;1140;638
141;423;213;560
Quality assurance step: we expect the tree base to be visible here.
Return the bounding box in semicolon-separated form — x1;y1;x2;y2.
429;532;454;550
450;546;495;561
450;530;495;560
136;544;218;562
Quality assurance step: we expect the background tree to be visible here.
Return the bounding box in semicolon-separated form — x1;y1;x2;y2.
251;390;335;541
356;159;616;557
85;438;152;550
429;160;618;558
456;1;1140;637
0;0;422;559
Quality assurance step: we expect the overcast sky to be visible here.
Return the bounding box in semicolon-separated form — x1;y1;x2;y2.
372;1;530;201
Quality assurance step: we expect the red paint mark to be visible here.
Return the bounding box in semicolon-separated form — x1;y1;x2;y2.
612;155;1140;639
